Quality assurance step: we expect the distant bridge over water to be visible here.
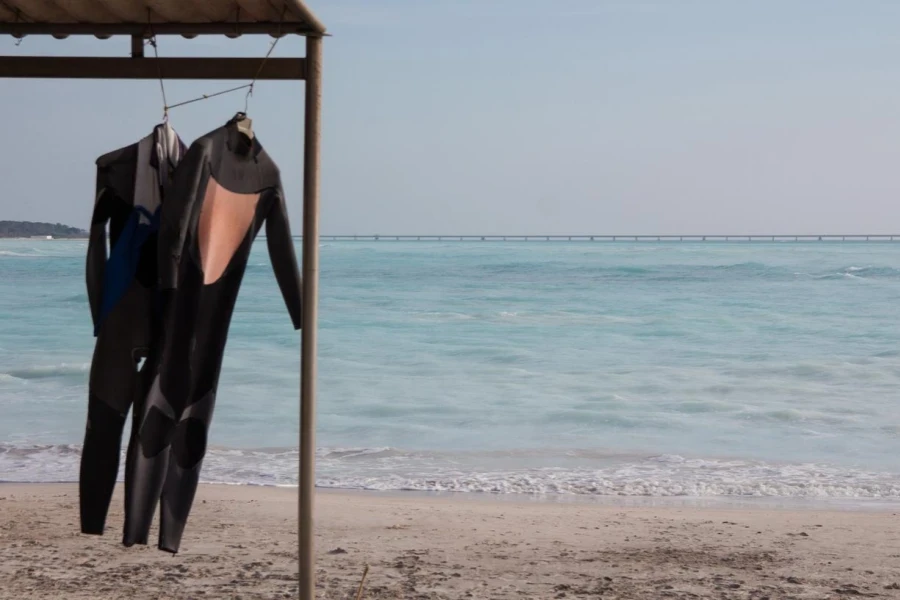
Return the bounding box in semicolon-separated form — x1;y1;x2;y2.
306;235;900;242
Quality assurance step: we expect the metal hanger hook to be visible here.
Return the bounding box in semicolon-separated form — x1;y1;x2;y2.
244;85;253;114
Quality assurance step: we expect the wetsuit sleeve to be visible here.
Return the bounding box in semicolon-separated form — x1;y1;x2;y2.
265;187;303;330
86;185;112;330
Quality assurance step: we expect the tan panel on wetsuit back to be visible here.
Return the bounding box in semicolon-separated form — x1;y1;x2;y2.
197;177;260;284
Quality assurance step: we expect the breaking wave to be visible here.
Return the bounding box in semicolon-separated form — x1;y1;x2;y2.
2;444;898;501
1;363;90;381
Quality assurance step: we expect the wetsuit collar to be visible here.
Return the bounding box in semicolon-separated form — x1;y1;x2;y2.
225;113;261;161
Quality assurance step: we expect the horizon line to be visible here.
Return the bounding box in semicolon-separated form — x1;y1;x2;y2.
286;234;900;239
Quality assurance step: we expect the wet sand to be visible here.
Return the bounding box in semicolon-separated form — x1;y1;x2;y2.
0;483;898;599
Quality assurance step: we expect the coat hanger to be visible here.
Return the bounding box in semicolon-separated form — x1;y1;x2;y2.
230;111;254;141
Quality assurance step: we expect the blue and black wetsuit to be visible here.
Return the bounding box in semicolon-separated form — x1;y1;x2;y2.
80;124;186;536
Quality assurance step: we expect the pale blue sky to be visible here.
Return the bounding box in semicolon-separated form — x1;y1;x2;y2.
4;0;900;234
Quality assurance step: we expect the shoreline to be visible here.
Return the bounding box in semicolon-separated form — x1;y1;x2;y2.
4;479;900;510
4;481;900;513
318;486;900;512
1;483;899;598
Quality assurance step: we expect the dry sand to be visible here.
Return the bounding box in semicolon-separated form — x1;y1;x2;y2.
0;483;898;599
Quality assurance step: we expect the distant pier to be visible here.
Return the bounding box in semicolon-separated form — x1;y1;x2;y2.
304;235;899;242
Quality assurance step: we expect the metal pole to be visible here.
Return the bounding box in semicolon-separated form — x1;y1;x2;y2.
300;34;323;600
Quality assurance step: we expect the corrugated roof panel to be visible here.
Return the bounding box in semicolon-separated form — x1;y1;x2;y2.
0;0;325;36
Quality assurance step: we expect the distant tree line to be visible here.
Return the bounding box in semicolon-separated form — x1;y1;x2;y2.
0;221;88;238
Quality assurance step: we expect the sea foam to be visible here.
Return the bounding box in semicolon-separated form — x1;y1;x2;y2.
2;443;898;502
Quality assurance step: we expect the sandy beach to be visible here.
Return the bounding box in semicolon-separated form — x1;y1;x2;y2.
0;484;897;599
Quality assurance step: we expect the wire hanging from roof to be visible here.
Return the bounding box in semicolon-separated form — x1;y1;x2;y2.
244;5;287;114
166;84;253;111
12;9;23;46
147;5;286;119
146;9;169;120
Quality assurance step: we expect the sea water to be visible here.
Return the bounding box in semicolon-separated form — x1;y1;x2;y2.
0;239;898;502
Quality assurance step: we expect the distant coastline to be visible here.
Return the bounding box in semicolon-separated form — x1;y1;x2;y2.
0;221;87;239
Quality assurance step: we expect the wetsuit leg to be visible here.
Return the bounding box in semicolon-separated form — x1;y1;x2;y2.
155;269;240;553
123;276;199;547
79;283;152;535
122;375;177;546
158;390;217;553
79;391;129;534
122;342;156;539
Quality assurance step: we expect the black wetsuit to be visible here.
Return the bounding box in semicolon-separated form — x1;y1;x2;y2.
124;116;303;553
81;124;186;536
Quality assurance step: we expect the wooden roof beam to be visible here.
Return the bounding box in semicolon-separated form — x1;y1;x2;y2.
0;55;306;79
0;22;320;36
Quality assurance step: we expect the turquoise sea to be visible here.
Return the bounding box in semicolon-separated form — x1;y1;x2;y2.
0;239;898;502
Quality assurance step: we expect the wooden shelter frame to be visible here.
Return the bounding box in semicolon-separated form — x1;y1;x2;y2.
0;2;324;598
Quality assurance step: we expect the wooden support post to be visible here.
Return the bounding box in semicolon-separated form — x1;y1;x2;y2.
299;34;323;600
